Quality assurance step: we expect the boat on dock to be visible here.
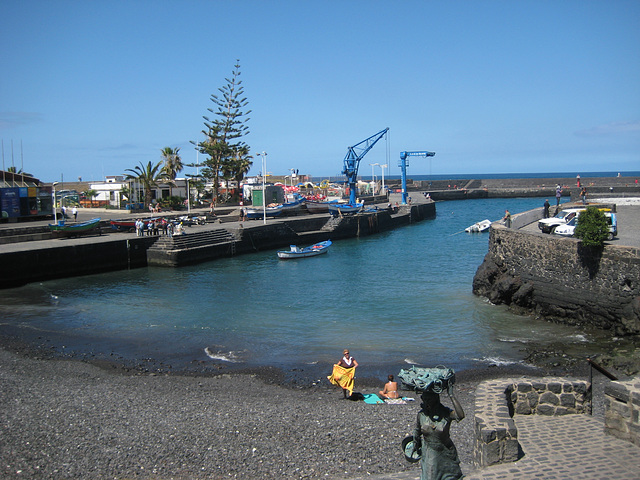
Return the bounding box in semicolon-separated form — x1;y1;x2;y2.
245;205;284;219
305;199;338;213
465;219;491;233
277;240;332;259
49;218;101;238
328;202;364;216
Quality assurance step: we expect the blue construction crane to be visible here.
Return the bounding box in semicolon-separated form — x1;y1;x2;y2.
399;150;435;205
342;128;389;205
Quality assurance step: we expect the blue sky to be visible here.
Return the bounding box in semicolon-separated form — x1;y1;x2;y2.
1;1;638;183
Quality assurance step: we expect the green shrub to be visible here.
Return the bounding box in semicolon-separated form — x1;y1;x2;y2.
574;206;609;248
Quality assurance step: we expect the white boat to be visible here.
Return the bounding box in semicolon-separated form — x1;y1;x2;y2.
465;219;491;233
245;205;283;219
277;240;332;259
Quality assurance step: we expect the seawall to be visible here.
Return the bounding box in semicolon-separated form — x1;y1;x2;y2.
0;202;435;288
473;221;640;335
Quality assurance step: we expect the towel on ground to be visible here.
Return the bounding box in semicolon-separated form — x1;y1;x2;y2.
327;364;356;395
363;393;384;404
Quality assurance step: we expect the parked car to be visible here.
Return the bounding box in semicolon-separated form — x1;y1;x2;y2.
538;208;585;234
553;211;617;240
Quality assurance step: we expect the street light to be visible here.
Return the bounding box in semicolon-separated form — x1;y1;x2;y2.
257;152;267;224
379;164;387;196
186;178;191;214
369;163;379;195
52;181;59;224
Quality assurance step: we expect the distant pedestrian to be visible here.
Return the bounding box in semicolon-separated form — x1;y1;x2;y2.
72;206;78;221
503;209;511;228
543;199;550;218
580;187;587;205
61;205;67;219
555;185;562;206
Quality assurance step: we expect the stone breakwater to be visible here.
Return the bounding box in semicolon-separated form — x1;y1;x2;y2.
473;222;640;336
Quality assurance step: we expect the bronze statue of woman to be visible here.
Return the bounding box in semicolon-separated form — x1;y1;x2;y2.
412;383;465;480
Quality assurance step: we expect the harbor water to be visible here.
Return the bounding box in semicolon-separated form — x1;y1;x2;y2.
0;197;627;379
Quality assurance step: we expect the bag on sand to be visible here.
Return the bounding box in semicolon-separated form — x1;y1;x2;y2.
397;365;455;393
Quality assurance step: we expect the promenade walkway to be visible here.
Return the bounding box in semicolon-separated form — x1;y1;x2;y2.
352;414;640;480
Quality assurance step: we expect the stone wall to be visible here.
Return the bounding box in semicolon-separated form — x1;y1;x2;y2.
604;377;640;447
473;223;640;335
474;377;591;467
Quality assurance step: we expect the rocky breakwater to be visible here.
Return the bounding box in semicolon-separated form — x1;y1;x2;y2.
472;221;640;337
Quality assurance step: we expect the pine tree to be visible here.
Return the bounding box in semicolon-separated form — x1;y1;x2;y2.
196;60;251;205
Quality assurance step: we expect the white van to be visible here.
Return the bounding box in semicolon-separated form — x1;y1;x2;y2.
553;211;618;240
538;208;585;234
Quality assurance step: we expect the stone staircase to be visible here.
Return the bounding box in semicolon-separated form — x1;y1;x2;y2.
146;229;237;266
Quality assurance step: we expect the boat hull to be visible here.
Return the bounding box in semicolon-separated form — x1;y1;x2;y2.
465;219;492;233
49;218;101;238
277;240;332;259
328;203;364;216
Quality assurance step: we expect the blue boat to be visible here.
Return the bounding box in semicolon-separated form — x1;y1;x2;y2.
277;240;332;259
328;202;364;217
49;217;101;238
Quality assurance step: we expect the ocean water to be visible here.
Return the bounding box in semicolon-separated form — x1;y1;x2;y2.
336;170;640;182
0;197;626;378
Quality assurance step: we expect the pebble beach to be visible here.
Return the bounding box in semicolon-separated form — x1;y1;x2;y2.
0;343;607;480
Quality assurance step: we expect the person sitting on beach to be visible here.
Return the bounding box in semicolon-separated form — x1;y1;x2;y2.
379;374;399;399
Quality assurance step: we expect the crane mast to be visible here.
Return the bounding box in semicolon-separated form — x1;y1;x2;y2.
342;128;389;205
399;150;435;204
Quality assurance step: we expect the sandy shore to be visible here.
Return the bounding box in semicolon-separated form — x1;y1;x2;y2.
0;343;608;480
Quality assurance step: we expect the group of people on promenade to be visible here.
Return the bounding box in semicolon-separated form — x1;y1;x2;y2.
327;349;465;480
134;218;184;237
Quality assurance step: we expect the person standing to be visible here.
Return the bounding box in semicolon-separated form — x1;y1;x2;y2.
328;349;359;399
412;384;465;480
555;185;562;206
543;199;550;218
580;187;587;205
72;206;78;221
503;209;511;228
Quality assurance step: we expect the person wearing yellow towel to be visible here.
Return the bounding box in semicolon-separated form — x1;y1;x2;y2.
328;349;359;398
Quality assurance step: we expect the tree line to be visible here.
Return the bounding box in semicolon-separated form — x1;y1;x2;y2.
124;61;252;209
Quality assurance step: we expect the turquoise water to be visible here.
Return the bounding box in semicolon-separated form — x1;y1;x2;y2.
0;197;619;376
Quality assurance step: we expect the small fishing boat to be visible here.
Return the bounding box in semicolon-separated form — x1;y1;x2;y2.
277;240;332;259
305;199;338;213
245;204;284;219
50;217;101;238
465;219;491;233
328;202;364;217
280;193;306;215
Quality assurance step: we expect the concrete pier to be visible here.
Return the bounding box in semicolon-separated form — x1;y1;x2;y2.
0;197;435;288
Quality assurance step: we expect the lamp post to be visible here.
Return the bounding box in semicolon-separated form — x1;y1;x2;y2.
369;163;379;195
52;181;59;224
379;164;387;196
186;178;191;214
257;152;267;224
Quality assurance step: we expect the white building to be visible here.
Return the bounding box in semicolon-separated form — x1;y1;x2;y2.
89;176;189;208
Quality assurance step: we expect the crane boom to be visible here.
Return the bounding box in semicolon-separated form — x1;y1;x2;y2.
342;128;389;205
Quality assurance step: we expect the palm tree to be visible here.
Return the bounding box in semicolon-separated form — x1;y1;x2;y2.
160;147;183;197
83;189;98;208
124;161;164;209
